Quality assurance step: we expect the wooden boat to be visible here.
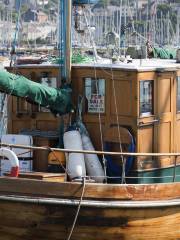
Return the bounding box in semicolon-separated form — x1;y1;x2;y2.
0;1;180;239
0;60;179;240
0;178;179;240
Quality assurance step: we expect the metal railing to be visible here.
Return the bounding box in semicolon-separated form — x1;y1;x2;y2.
0;142;180;183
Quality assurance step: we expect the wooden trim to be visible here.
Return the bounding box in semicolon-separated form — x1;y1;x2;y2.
0;195;180;208
0;178;179;200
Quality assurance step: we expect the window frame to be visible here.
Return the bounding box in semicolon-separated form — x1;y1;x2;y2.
139;80;154;117
84;77;106;114
177;76;180;113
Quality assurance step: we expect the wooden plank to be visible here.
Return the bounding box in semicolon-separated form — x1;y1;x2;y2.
0;178;180;200
0;200;179;240
5;172;66;182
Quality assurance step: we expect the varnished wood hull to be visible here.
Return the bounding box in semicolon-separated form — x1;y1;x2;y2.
0;178;180;239
0;196;180;240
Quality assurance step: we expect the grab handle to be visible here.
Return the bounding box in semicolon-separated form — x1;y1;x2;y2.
138;119;159;127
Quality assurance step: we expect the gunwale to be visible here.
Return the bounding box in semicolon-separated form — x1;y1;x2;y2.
0;177;180;201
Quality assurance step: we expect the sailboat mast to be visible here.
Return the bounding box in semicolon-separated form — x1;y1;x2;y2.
60;0;72;84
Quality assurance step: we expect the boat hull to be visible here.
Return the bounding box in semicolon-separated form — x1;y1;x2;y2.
0;196;180;240
0;178;180;240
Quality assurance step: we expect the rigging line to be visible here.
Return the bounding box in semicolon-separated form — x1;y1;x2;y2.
0;94;8;137
83;8;99;62
13;0;22;50
110;66;125;184
83;8;107;180
127;0;151;45
58;0;63;83
119;0;122;56
66;177;86;240
0;51;20;139
0;0;23;139
0;73;19;140
94;65;107;179
48;148;69;177
123;0;126;56
127;0;135;32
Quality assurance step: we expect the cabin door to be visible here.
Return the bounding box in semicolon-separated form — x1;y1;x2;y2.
137;75;174;170
138;79;156;170
155;74;174;167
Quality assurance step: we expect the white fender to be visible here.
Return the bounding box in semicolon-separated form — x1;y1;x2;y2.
81;134;105;183
63;130;86;180
0;148;19;177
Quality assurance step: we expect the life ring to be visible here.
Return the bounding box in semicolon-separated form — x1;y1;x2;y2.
0;148;19;177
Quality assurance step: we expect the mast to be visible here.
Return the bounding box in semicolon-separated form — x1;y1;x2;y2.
167;11;170;46
59;0;98;83
59;0;72;84
65;0;72;84
177;8;180;46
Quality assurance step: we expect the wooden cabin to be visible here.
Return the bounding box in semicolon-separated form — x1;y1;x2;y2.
6;59;180;183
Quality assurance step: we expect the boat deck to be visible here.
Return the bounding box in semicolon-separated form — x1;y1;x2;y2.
9;58;180;72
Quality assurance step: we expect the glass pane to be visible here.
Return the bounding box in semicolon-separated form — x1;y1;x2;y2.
177;76;180;112
140;80;153;116
85;78;105;113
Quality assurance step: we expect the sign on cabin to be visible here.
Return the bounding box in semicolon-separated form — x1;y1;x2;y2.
84;78;105;113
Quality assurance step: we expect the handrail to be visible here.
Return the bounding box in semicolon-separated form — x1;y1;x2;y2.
1;142;180;157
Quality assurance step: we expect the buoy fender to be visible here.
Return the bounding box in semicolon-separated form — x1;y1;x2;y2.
82;134;105;183
63;130;86;179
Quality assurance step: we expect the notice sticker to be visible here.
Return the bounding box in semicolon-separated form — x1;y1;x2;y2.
88;94;105;113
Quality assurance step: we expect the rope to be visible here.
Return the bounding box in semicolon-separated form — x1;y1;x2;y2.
0;0;23;140
48;147;69;177
83;9;99;61
83;9;107;181
13;0;22;48
119;0;123;55
0;62;18;140
66;177;86;240
10;0;22;67
16;150;32;156
0;63;16;136
110;66;125;184
0;94;8;137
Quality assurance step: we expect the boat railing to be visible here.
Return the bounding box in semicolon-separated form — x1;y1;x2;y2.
1;142;180;157
0;142;179;183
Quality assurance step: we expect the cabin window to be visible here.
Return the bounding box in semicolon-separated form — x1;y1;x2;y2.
84;78;105;113
140;80;153;116
177;76;180;112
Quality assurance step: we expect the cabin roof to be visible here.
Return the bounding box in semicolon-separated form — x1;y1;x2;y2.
6;59;180;72
73;59;180;72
